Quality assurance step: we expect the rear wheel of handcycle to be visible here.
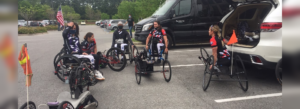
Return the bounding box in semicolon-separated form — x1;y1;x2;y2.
202;55;214;91
106;47;127;71
275;59;282;85
57;101;74;109
55;55;81;82
135;62;141;84
163;60;172;82
19;101;36;109
53;49;64;69
200;48;209;64
234;55;248;91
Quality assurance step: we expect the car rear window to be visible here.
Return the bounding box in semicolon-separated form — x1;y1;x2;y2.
239;8;257;19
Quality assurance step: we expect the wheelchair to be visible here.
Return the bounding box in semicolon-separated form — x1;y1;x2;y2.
134;39;172;84
114;39;136;64
198;47;248;91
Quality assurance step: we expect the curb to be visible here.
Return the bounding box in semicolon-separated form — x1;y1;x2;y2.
18;32;48;36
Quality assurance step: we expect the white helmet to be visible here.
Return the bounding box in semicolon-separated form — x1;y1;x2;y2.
118;21;123;25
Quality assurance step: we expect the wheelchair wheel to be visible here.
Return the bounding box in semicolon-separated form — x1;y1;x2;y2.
106;47;127;71
202;55;213;91
200;48;209;64
275;59;282;85
55;55;81;82
135;62;141;84
57;101;74;109
132;45;139;61
163;60;172;82
53;49;64;69
19;101;36;109
234;55;248;91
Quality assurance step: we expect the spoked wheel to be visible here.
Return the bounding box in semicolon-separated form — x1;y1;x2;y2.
135;62;141;84
20;101;36;109
53;49;64;69
57;101;74;109
132;45;139;61
163;60;172;82
69;67;83;99
55;55;81;82
233;55;248;91
275;59;282;85
106;47;127;71
203;55;213;91
128;43;133;64
200;48;210;64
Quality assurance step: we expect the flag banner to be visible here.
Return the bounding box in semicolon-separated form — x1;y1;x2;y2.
18;44;33;87
56;5;64;26
227;30;238;45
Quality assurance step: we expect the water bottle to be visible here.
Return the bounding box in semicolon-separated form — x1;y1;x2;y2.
65;76;69;84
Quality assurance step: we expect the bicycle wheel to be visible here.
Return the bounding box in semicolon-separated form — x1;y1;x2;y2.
135;62;141;84
200;48;209;64
53;50;64;69
275;59;282;85
203;55;213;91
19;101;36;109
234;55;248;91
106;47;127;71
163;60;172;82
55;55;81;82
57;101;74;109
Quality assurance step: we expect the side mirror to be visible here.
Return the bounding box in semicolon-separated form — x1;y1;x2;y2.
169;9;175;19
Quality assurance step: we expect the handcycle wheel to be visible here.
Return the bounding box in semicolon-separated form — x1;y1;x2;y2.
53;48;64;69
55;55;81;82
163;60;172;82
234;55;248;91
275;59;282;85
200;47;209;64
57;101;74;109
135;62;142;84
19;101;36;109
202;55;213;91
106;47;127;71
128;43;133;64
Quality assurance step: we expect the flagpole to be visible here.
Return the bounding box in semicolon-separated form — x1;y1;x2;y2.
231;44;233;76
25;43;29;109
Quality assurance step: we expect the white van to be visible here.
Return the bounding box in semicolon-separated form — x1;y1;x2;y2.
220;0;281;83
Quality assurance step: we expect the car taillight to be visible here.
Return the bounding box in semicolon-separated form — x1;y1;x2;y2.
109;24;111;26
283;8;300;18
251;55;263;65
260;22;282;32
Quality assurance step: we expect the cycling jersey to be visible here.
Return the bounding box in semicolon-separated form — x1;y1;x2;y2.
111;29;134;48
149;29;166;43
63;26;82;54
81;39;96;54
210;35;231;65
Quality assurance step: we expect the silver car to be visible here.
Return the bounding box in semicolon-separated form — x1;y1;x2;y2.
106;19;129;30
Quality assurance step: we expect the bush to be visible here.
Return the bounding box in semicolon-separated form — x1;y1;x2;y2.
18;27;47;34
45;25;57;30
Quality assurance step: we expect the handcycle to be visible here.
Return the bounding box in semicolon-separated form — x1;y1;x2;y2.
19;91;98;109
198;47;248;91
113;39;139;65
54;46;126;82
134;41;172;84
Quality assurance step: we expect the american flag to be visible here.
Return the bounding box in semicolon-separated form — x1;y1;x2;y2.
56;5;64;26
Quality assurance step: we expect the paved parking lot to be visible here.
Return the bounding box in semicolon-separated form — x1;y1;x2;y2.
17;25;281;109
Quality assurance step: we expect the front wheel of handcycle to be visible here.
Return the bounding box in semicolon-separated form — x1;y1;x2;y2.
233;55;248;91
163;60;172;82
106;47;127;71
135;62;141;84
20;101;36;109
55;55;81;82
202;55;213;91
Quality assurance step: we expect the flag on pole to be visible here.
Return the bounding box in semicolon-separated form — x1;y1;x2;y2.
18;44;33;87
56;5;64;26
227;30;238;45
0;34;16;81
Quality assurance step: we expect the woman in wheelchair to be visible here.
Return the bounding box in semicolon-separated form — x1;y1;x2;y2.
63;22;104;81
111;21;134;61
209;24;230;71
81;32;105;80
145;21;168;63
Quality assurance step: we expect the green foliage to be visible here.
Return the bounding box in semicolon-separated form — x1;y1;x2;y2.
61;5;81;21
101;13;110;19
45;25;57;30
112;14;119;19
18;27;47;34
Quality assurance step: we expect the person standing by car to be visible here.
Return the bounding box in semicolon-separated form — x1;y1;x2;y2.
126;14;135;38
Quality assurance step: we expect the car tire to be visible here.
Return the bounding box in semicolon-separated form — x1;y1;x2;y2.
97;23;100;26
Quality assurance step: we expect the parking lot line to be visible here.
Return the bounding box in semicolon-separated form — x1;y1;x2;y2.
215;93;282;103
158;64;204;68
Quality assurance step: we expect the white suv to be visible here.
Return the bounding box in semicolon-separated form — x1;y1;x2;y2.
220;0;281;82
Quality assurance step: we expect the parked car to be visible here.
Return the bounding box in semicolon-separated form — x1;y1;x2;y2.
18;21;27;27
30;21;43;27
95;20;101;26
81;21;86;25
106;19;129;30
134;0;233;47
100;20;106;28
103;20;110;28
220;0;281;83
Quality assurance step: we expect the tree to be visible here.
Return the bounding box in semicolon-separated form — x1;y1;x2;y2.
45;7;55;20
18;1;37;26
115;1;136;20
85;6;94;20
101;13;109;19
94;10;101;20
112;14;119;19
60;5;81;21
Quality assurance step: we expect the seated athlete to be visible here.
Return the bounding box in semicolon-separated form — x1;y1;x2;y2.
209;24;231;70
111;21;134;62
81;32;105;80
145;21;168;63
62;22;104;80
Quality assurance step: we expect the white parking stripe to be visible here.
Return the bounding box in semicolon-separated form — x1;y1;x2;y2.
158;64;204;68
215;93;282;103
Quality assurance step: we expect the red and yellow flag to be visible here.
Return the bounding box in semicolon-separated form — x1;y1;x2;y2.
0;34;16;81
18;44;33;87
227;30;238;45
